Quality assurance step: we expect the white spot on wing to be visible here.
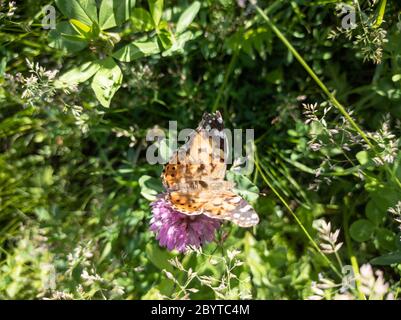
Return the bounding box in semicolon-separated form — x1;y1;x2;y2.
240;205;252;212
230;197;242;204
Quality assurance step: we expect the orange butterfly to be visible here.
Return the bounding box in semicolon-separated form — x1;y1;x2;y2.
161;111;259;227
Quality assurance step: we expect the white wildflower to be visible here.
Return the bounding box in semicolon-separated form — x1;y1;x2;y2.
314;219;343;254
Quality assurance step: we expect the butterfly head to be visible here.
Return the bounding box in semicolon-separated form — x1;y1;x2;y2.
198;111;224;132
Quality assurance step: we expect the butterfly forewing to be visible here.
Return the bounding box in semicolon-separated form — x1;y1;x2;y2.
162;133;226;187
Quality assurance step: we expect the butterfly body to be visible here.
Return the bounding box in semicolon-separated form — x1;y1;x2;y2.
161;111;259;227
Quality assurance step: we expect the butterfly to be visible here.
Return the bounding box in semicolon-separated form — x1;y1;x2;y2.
161;111;259;227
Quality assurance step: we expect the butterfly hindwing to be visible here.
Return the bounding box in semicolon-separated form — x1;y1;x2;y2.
167;180;233;215
202;191;259;227
167;190;205;215
226;195;260;227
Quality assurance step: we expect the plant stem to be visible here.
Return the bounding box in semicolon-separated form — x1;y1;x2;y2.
373;0;387;28
254;5;371;147
343;196;366;300
255;151;341;278
254;4;401;189
334;251;343;270
212;51;238;113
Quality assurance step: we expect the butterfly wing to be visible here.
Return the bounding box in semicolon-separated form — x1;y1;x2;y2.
166;180;233;216
202;191;259;227
167;181;259;227
162;111;227;190
162;133;225;189
162;111;260;228
166;188;207;215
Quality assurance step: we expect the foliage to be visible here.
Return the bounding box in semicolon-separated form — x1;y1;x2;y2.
1;0;401;300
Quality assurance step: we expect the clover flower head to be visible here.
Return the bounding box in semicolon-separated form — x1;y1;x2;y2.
150;195;221;253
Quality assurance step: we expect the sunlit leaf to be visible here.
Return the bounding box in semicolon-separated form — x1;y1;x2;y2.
176;1;200;34
148;0;163;26
69;18;91;36
112;37;160;62
55;0;98;26
161;31;193;57
139;175;163;201
131;8;154;31
99;0;136;30
226;171;259;203
146;243;174;272
91;57;122;107
59;61;101;84
48;21;88;53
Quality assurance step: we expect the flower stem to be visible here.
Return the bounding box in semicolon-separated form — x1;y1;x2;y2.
334;251;344;270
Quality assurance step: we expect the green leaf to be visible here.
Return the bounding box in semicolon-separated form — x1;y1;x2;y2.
99;0;136;30
158;138;174;163
138;175;163;201
0;57;7;76
176;1;200;34
365;200;386;226
226;171;259;203
131;8;154;31
99;242;113;263
370;251;401;265
142;287;163;299
375;228;396;251
392;74;401;82
244;233;268;287
157;28;172;49
48;21;88;53
349;219;375;242
161;31;193;57
396;232;401;250
146;243;174;272
59;61;101;84
356;150;369;165
69;18;91;36
34;207;51;222
218;0;232;8
91;57;122;108
55;0;98;26
372;0;387;29
370;184;401;213
112;37;160;62
148;0;163;26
